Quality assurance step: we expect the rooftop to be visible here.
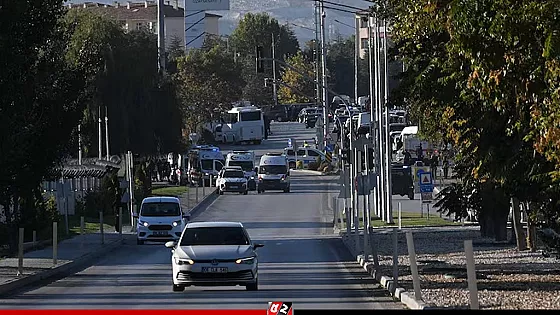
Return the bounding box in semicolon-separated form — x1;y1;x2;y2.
67;1;222;20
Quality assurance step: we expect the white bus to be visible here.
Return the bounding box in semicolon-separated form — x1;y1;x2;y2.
220;106;265;145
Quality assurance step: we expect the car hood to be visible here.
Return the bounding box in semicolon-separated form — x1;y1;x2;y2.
176;245;254;260
221;178;247;183
139;216;181;224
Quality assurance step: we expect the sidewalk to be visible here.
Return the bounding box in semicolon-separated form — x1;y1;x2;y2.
0;232;131;296
0;186;218;297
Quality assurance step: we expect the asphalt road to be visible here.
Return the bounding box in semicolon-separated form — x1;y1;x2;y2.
0;122;404;310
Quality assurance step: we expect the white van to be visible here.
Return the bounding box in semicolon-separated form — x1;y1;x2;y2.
135;196;188;245
257;153;290;193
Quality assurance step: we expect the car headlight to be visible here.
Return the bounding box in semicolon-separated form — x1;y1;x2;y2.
139;220;149;227
174;257;194;265
235;257;256;265
172;220;181;227
250;176;255;180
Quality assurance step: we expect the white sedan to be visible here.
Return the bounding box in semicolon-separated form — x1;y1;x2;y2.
166;221;264;292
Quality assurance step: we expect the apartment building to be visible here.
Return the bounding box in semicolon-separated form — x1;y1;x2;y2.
68;1;221;50
355;12;390;59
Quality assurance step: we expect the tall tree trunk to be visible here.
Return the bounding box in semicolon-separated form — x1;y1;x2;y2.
511;197;527;250
526;202;537;252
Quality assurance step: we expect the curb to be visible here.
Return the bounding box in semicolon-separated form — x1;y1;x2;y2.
0;237;122;297
186;188;219;219
355;255;432;310
290;169;325;176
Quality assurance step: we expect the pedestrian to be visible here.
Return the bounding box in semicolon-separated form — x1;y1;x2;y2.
430;153;439;179
443;157;450;179
416;144;423;161
403;150;412;166
264;115;270;139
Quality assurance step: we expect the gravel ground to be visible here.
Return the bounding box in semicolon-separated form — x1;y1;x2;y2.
341;227;560;310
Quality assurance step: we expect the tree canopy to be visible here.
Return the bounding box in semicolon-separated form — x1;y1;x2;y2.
384;0;560;241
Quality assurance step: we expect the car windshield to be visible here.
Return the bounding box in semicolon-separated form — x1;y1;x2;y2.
259;165;287;174
223;170;245;178
228;161;253;171
180;227;250;246
140;202;181;217
201;159;213;170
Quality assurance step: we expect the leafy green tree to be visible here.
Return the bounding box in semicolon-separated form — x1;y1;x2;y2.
230;12;299;104
384;0;560;245
174;44;245;134
64;10;184;157
229;13;299;62
0;1;97;252
278;52;316;104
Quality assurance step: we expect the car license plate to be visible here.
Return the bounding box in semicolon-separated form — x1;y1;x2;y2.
153;231;168;236
230;185;237;188
202;267;228;273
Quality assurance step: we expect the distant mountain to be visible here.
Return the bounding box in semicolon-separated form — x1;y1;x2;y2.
67;0;371;46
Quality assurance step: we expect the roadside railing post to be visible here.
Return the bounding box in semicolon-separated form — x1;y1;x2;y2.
119;206;123;242
17;227;24;276
99;211;104;245
465;240;479;309
32;230;37;250
53;222;58;266
405;232;422;300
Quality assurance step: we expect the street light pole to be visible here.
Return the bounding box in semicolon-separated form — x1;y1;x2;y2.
272;34;278;107
98;107;102;160
375;15;386;222
314;3;321;108
319;0;329;151
354;15;359;109
157;0;166;73
368;15;379;220
105;106;109;161
383;18;394;223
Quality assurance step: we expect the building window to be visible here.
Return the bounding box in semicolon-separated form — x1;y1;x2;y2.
361;38;368;49
136;22;143;30
359;18;368;29
149;22;157;33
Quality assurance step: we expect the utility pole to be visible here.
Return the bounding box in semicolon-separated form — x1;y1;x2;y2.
98;106;102;160
78;124;82;165
272;33;278;107
383;18;394;223
314;3;321;107
354;15;359;108
368;15;379;219
374;15;386;221
157;0;166;73
105;106;109;161
319;0;329;151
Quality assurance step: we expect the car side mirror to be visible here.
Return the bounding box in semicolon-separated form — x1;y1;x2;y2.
165;241;176;249
254;167;258;173
182;213;191;222
253;243;264;249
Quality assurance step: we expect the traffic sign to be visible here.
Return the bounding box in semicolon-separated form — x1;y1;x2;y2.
420;172;432;185
418;171;434;193
121;192;130;203
421;192;433;203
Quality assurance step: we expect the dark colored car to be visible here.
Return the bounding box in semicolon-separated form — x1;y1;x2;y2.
305;114;320;128
392;163;415;200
